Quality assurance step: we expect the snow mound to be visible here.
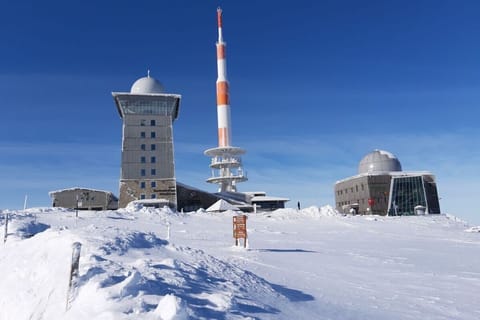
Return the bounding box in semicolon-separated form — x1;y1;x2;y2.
465;226;480;233
264;205;339;220
0;211;291;319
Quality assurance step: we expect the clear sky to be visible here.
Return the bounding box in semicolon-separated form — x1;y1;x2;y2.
1;1;479;223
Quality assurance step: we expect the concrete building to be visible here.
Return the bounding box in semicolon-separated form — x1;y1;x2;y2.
335;150;440;215
113;73;181;208
49;188;118;210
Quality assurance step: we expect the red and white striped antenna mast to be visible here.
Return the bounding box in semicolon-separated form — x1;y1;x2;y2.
205;7;247;193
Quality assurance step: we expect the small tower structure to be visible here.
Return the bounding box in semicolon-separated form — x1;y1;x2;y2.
113;73;181;208
204;7;247;193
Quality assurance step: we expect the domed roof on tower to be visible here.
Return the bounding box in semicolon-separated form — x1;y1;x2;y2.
358;149;402;174
130;71;164;94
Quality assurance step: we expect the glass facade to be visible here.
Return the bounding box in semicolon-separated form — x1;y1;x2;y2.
116;95;179;117
388;176;426;215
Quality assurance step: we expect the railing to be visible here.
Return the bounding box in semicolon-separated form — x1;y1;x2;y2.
210;156;242;166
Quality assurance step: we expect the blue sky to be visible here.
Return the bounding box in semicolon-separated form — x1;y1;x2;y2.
1;1;479;223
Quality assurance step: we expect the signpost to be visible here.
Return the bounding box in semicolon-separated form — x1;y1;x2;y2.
233;215;247;248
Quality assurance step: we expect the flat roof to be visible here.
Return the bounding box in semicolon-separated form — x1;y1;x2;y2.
335;171;435;184
251;196;290;202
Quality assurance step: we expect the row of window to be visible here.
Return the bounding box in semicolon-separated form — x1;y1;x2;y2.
140;194;157;199
141;144;156;151
140;156;156;163
337;197;388;208
140;131;156;138
337;184;365;196
140;119;156;126
140;181;157;189
141;169;157;176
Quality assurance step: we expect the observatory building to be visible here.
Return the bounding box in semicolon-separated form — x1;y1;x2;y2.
113;73;181;208
335;150;440;215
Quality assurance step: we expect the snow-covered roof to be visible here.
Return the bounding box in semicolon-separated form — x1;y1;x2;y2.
250;196;290;202
49;187;115;197
206;199;240;212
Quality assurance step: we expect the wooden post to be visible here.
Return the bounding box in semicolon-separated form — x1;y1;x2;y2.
3;213;9;244
233;215;247;248
66;242;82;310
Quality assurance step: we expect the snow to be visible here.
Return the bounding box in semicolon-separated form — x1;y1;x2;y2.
1;206;479;319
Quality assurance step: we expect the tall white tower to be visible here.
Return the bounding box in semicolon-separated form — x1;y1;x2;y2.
204;7;247;192
113;73;181;208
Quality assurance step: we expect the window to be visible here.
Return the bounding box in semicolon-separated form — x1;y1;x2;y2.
151;169;156;176
141;144;146;151
140;182;146;189
140;156;146;163
151;194;156;199
151;144;156;151
140;119;146;126
361;184;365;191
151;156;156;163
140;132;146;138
141;169;146;176
355;185;358;192
150;119;156;126
151;181;156;188
151;132;156;138
140;194;146;200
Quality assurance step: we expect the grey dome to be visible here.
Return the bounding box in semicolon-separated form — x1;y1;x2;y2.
358;149;402;174
130;75;164;94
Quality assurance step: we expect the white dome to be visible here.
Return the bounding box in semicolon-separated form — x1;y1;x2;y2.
358;149;402;174
130;75;164;94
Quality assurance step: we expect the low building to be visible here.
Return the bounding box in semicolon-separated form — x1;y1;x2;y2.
49;188;118;210
334;150;440;215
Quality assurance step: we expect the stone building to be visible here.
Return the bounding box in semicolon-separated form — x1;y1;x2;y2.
335;150;440;215
113;73;181;208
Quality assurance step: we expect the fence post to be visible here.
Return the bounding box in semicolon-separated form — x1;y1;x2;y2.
66;242;82;310
3;213;8;244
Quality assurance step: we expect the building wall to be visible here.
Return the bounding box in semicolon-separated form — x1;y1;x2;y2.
119;179;176;208
51;189;118;210
335;173;441;216
119;113;176;208
335;175;391;215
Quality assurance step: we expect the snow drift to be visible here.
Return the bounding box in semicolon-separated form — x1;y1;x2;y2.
0;206;479;319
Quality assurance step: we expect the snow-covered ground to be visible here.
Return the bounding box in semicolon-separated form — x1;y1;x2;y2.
0;206;479;319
